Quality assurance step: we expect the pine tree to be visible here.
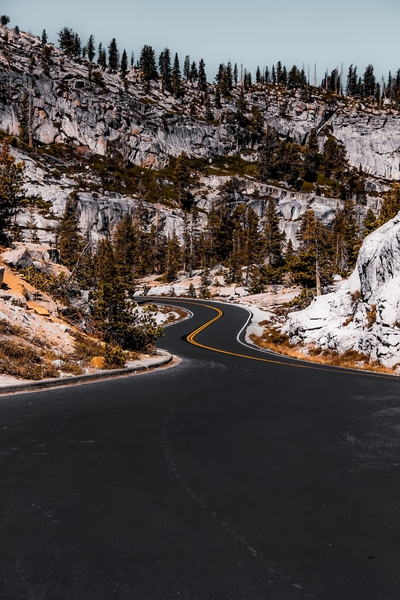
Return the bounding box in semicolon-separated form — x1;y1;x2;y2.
233;63;238;85
41;29;48;44
57;194;84;270
97;43;106;67
378;184;400;226
120;49;128;78
108;38;119;71
322;136;346;179
258;127;279;181
0;140;25;245
363;64;376;98
113;213;138;294
18;95;30;144
94;239;134;349
0;16;10;26
159;48;172;92
172;52;181;96
215;86;222;109
174;152;192;209
165;232;182;282
363;209;378;234
263;197;285;268
87;35;95;62
297;210;334;294
333;199;359;272
302;128;320;182
198;59;207;91
58;27;80;56
139;45;158;80
189;61;198;82
183;55;190;80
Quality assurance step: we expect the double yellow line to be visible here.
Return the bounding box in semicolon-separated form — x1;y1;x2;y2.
184;302;395;378
186;303;312;369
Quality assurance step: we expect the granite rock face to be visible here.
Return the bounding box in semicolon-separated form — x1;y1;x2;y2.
287;213;400;366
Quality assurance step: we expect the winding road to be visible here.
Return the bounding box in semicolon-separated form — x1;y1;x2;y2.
1;299;400;599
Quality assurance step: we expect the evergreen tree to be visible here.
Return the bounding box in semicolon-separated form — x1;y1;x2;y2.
113;214;138;294
0;140;25;245
189;61;198;82
363;64;376;98
41;29;48;44
57;194;84;269
87;34;95;62
139;45;158;80
172;52;182;96
97;43;106;67
215;86;222;109
233;63;238;85
165;232;182;282
130;52;135;68
363;209;378;234
174;152;192;209
322;136;346;179
258;127;279;181
159;48;172;91
108;38;119;70
183;55;190;80
0;16;10;26
284;239;297;273
332;198;359;272
120;49;128;78
198;58;207;91
346;64;358;96
58;27;80;56
263;197;285;268
18;95;30;145
378;184;400;226
302;128;320;182
297;210;334;294
94;239;135;349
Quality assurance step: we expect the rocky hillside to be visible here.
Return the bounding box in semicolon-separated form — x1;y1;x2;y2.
0;24;396;248
1;24;400;179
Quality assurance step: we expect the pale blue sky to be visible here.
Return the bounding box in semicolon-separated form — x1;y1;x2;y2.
2;0;399;83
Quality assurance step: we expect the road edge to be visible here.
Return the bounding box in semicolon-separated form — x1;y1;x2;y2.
0;350;175;396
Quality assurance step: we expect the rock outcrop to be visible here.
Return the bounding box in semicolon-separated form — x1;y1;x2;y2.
287;212;400;366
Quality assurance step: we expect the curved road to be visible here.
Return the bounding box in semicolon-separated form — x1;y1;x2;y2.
1;299;400;599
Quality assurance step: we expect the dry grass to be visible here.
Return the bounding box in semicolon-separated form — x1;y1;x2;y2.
0;339;59;380
72;332;105;362
250;325;397;376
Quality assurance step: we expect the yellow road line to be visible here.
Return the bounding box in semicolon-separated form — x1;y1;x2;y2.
184;302;394;379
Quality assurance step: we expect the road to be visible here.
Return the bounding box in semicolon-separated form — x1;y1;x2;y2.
1;299;400;599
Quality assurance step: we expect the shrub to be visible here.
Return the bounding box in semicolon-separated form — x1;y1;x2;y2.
104;344;126;369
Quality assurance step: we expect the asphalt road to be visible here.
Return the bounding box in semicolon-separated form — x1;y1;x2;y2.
1;299;400;599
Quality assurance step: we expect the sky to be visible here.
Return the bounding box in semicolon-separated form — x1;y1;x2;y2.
2;0;400;83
